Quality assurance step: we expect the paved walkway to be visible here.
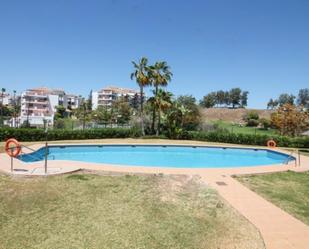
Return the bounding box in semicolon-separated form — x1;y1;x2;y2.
1;139;309;248
201;173;309;249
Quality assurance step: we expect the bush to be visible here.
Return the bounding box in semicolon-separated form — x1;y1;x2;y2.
186;131;309;148
1;127;308;148
244;111;259;121
244;111;259;127
259;118;271;130
246;119;259;127
54;119;65;129
0;128;142;142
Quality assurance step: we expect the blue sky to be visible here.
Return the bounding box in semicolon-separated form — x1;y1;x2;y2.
0;0;308;108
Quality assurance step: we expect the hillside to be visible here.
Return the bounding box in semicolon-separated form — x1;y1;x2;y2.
200;108;273;123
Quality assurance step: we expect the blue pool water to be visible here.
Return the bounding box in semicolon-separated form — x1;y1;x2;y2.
18;145;293;168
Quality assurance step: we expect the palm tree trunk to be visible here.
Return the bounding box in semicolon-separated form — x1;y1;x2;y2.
140;86;145;136
151;85;158;134
156;109;161;136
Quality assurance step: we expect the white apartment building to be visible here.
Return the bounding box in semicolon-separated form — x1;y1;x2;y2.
20;88;54;127
1;93;11;105
92;86;140;109
64;94;82;110
19;87;81;127
1;92;20;106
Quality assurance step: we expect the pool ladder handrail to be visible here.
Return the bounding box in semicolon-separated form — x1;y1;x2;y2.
20;145;55;161
284;150;296;166
21;144;37;152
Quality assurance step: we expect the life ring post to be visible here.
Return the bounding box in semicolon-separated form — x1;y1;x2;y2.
267;139;277;148
5;138;22;173
5;138;22;158
10;149;13;172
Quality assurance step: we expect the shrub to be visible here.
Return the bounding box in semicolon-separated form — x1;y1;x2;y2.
244;111;259;127
259;118;271;130
1;127;308;148
0;128;141;142
246;119;259;127
244;111;259;120
186;131;309;148
54;119;65;129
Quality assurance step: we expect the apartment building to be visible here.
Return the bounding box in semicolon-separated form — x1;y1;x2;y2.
19;87;81;127
19;88;54;127
1;93;11;105
64;94;82;110
92;86;140;109
0;92;20;106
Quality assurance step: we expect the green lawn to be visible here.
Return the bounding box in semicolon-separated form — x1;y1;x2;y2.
212;120;277;136
235;171;309;225
0;173;264;249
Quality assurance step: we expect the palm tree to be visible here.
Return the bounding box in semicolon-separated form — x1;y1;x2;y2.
175;103;192;128
130;57;151;135
148;89;172;135
148;61;172;133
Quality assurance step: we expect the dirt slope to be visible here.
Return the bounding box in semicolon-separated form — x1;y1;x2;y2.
201;108;273;123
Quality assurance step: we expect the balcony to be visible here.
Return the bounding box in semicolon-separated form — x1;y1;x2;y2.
23;92;48;97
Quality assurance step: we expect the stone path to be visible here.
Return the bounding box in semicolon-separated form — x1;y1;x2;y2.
201;173;309;249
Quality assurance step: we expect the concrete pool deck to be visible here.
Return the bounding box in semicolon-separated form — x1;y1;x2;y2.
0;139;309;249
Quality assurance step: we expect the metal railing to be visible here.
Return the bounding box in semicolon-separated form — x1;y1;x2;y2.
21;144;37;152
284;150;297;166
20;145;55;161
19;151;43;161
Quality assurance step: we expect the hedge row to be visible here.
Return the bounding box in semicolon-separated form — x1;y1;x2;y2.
0;128;141;142
1;128;308;148
186;131;309;148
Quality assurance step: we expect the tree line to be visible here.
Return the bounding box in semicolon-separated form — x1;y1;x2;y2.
267;88;309;109
199;88;249;108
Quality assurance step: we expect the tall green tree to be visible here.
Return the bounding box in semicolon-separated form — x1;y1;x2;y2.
267;98;279;109
240;91;249;107
130;93;140;111
229;88;242;108
224;91;231;107
176;95;200;130
278;93;295;106
297;88;309;108
148;61;172;134
148;89;172;135
92;106;111;125
216;90;225;107
54;105;66;120
130;57;151;135
112;97;132;125
200;92;216;108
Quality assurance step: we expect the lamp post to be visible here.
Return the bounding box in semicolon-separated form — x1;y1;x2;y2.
44;120;49;175
13;90;16;128
1;88;6;127
282;107;287;136
83;103;86;130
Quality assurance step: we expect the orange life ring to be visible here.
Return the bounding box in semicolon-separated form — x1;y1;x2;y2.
5;138;21;157
267;139;277;148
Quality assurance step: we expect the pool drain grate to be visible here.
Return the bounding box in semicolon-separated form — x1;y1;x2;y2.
216;181;227;186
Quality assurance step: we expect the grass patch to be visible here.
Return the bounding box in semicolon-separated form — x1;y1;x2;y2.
235;171;309;225
212;120;277;136
0;173;264;249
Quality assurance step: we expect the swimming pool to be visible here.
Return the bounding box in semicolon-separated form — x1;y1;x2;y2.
18;145;294;168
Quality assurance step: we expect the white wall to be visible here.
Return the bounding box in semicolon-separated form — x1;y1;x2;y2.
92;91;98;110
48;94;59;113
